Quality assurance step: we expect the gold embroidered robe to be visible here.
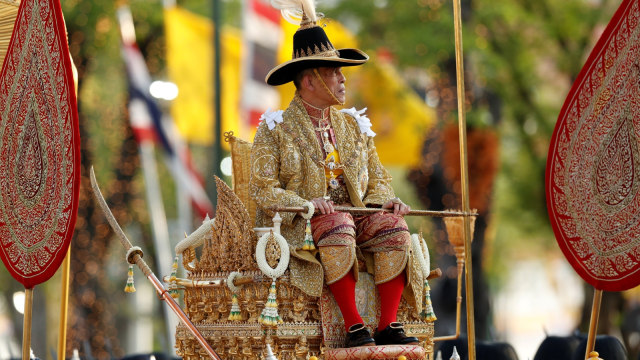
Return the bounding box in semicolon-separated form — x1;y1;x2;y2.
250;95;423;303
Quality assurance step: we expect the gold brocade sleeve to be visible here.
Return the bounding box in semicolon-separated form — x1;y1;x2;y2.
362;136;395;206
250;122;309;226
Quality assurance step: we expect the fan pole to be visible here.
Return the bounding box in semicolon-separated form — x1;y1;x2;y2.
584;288;603;360
22;287;33;360
58;251;71;359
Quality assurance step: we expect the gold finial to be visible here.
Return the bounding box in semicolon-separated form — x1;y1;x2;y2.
588;351;603;360
299;12;316;29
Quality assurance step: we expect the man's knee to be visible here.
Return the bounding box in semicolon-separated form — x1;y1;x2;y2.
311;211;356;244
355;212;410;243
319;244;357;285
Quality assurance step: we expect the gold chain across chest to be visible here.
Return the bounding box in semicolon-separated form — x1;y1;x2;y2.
311;116;343;189
279;110;356;190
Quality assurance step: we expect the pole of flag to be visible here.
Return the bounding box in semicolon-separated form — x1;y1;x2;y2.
137;140;175;354
452;0;476;358
211;0;223;211
117;6;176;355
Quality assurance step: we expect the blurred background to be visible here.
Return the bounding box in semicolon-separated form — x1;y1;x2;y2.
1;0;639;359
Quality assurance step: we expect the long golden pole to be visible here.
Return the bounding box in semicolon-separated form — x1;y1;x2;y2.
58;251;71;359
269;206;477;218
584;288;603;360
452;0;476;358
22;287;33;360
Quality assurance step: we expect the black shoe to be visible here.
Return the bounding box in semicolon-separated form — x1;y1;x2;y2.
345;323;376;348
374;322;419;346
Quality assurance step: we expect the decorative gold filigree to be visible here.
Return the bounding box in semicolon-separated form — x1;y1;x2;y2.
174;177;436;359
265;233;281;268
181;247;197;272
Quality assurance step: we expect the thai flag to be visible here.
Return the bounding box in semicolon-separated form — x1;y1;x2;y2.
241;0;282;130
119;8;214;219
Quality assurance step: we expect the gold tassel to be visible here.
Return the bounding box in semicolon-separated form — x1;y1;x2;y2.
421;280;437;321
169;256;180;299
228;293;243;321
301;219;315;250
259;280;283;326
124;264;136;293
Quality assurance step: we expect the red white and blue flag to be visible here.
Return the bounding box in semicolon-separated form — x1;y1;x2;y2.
241;0;282;131
119;9;214;219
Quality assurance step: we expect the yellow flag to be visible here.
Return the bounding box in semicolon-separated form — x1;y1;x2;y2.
164;7;242;148
277;20;434;167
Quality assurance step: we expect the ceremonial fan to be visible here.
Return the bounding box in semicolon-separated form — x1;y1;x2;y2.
546;0;640;358
0;0;81;359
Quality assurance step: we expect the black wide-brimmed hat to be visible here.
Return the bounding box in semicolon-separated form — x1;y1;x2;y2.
265;2;368;86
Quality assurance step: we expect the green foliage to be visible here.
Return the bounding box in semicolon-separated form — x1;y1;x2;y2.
329;0;455;67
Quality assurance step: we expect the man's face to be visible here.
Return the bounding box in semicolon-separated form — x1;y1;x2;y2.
312;67;346;106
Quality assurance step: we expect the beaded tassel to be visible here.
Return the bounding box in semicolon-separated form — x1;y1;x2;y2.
228;293;243;321
124;264;136;293
259;280;283;326
301;219;315;250
421;280;437;321
169;256;180;299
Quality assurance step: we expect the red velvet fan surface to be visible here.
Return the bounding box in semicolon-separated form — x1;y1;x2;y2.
0;0;80;288
547;0;640;291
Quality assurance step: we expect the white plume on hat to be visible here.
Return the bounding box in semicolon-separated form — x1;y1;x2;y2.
270;0;319;25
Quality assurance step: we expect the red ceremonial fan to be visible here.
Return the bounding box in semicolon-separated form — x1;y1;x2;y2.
0;0;79;290
0;0;80;356
546;0;640;293
546;0;640;356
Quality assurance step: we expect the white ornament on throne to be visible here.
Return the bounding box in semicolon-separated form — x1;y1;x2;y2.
256;230;290;279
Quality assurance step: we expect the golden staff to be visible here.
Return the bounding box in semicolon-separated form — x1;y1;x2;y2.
89;167;221;360
269;206;478;218
452;0;477;358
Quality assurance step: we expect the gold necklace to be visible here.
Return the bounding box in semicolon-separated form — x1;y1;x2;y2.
301;97;336;154
300;97;330;120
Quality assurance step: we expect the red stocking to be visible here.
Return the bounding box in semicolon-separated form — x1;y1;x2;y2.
328;271;363;331
377;271;406;331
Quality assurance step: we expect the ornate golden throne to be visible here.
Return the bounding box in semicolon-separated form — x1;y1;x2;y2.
171;134;439;360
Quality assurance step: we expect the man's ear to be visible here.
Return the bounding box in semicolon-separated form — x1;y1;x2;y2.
301;71;315;91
